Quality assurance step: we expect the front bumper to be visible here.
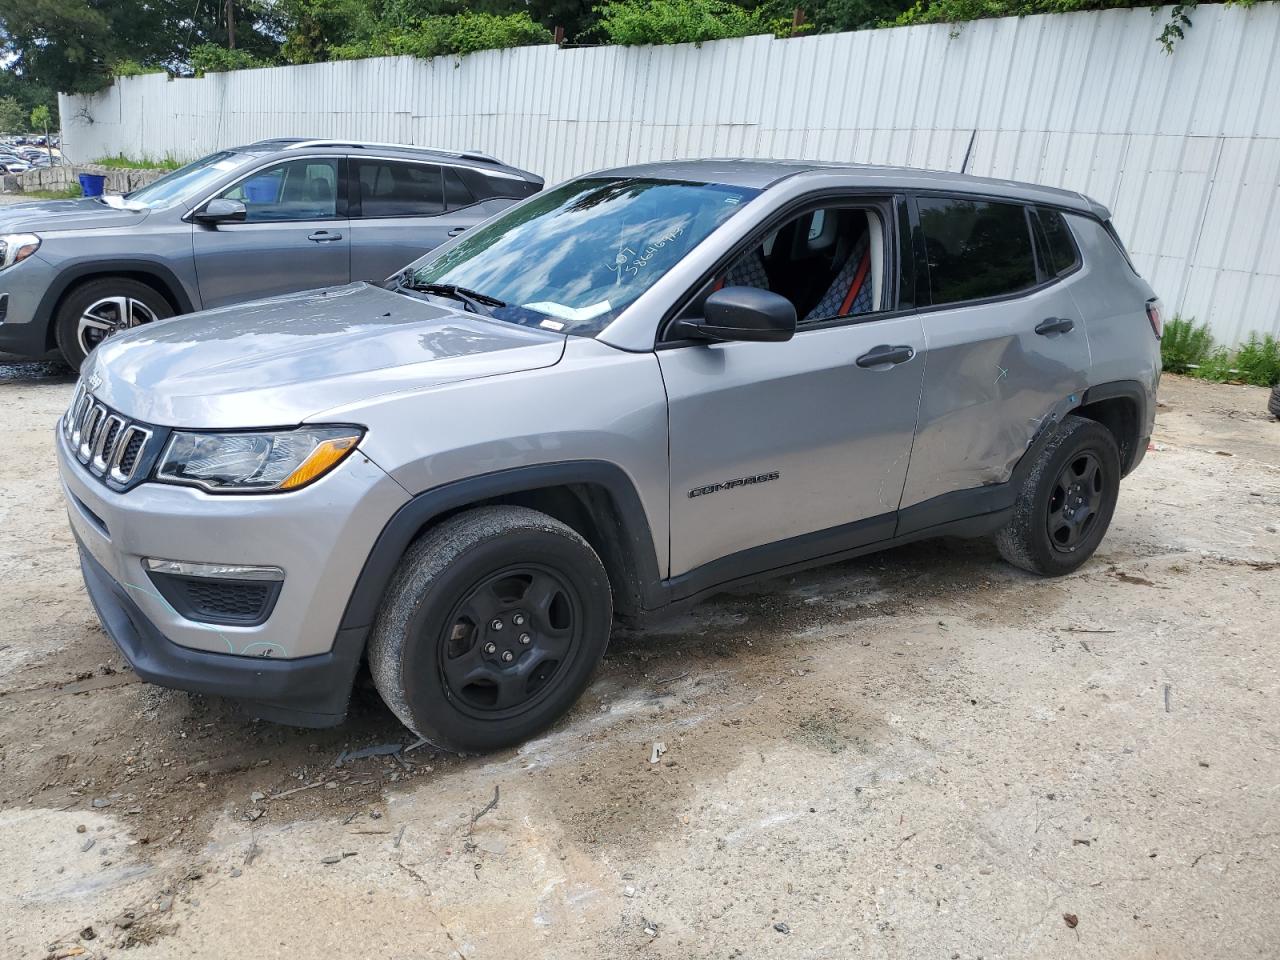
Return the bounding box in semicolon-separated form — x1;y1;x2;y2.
0;253;58;357
57;417;411;725
78;543;366;726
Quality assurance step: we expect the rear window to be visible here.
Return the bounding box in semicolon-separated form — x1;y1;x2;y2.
356;159;444;217
1034;207;1081;276
917;197;1037;305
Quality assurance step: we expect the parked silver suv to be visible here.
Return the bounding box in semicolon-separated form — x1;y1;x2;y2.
0;139;541;369
57;160;1161;751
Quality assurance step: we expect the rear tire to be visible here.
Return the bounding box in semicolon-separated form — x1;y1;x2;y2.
54;277;173;371
995;415;1121;576
1268;384;1280;420
368;505;612;753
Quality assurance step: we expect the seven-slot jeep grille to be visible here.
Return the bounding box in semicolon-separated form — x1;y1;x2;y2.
63;381;154;487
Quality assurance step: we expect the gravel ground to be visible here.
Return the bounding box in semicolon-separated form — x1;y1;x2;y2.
1;360;1277;960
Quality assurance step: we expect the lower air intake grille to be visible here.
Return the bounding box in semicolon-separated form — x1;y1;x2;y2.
146;571;282;626
184;580;273;621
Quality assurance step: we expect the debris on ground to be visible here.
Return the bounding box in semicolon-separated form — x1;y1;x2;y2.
1064;913;1080;928
774;921;791;934
649;742;667;764
268;781;323;800
335;742;403;766
471;785;500;826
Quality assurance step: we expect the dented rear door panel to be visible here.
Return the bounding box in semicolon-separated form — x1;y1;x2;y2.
900;278;1091;510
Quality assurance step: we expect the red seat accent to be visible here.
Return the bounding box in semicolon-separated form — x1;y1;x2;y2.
839;250;872;316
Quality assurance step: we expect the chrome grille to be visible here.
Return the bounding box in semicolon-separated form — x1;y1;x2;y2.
63;384;153;486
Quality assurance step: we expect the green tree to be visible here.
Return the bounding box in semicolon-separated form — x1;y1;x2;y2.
31;104;52;141
596;0;793;45
802;0;913;32
0;0;286;93
0;96;26;134
329;11;551;61
190;44;270;76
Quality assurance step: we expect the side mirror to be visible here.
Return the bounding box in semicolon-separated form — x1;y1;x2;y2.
194;198;247;225
677;286;796;344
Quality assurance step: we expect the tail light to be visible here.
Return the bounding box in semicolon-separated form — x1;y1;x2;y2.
1145;298;1164;339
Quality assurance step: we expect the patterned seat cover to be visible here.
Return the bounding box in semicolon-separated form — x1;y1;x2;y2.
804;232;873;322
721;249;770;289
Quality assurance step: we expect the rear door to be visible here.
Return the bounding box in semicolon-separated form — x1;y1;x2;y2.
660;198;926;581
192;156;351;308
348;158;490;281
898;195;1091;526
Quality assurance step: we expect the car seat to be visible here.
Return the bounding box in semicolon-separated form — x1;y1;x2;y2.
803;231;873;322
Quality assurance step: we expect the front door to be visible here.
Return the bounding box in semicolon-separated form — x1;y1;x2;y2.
192;157;351;308
659;203;926;581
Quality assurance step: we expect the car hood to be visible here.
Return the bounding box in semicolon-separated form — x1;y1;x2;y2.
84;283;567;428
0;197;150;233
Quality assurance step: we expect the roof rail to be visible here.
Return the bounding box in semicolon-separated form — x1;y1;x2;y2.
280;139;500;164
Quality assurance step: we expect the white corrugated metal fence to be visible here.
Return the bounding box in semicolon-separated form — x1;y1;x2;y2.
60;4;1280;343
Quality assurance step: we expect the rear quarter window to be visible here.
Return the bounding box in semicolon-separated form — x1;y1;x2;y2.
1034;207;1081;276
916;197;1037;305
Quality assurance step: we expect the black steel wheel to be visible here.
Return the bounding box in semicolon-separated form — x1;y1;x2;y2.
1046;451;1106;553
996;415;1121;576
368;505;612;753
438;564;583;719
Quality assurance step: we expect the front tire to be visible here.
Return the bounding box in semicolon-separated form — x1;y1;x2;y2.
368;505;613;753
995;415;1121;576
54;277;173;371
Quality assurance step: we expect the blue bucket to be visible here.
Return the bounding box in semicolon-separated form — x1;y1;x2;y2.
77;173;106;198
243;178;277;204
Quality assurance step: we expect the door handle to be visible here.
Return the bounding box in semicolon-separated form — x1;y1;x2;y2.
308;230;343;242
856;344;915;368
1035;317;1075;335
447;226;467;237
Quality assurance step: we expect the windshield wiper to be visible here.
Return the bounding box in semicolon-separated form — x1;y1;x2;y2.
392;274;506;317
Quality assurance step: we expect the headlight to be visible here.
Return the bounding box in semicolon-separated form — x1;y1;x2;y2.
155;425;363;493
0;233;40;269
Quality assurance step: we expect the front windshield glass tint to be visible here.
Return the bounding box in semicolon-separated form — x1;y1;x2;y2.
126;151;249;208
410;177;759;336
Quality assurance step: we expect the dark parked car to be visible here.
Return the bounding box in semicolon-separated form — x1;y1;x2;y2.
0;139;542;368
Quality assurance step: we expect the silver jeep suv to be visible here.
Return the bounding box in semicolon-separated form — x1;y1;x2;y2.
0;139;541;369
57;160;1161;751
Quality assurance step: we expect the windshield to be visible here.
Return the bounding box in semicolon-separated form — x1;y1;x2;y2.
408;177;759;336
125;151;252;209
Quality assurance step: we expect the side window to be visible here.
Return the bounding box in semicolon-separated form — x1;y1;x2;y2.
1034;207;1081;276
701;206;886;325
219;159;339;222
355;160;445;217
917;197;1036;305
443;167;476;209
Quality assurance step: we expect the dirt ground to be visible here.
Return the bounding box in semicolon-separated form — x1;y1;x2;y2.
1;360;1277;960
